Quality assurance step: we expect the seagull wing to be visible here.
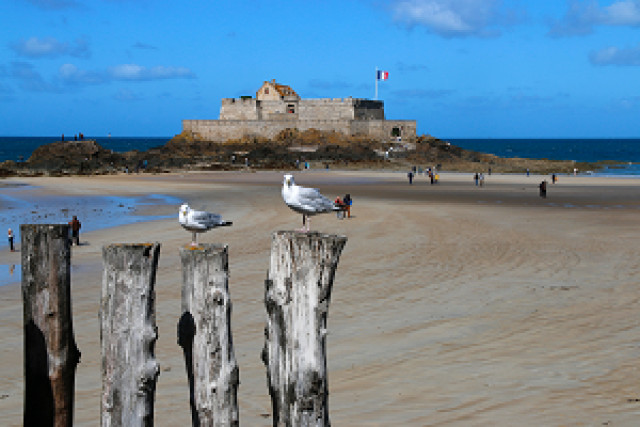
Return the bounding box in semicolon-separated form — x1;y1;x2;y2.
294;185;336;214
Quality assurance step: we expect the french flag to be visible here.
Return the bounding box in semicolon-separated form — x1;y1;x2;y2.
377;70;389;80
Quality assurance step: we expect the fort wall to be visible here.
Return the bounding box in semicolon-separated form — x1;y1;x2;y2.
183;118;416;142
184;90;416;142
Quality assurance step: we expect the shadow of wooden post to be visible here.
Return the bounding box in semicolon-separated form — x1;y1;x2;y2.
262;231;347;426
21;224;81;427
100;243;161;427
178;244;239;427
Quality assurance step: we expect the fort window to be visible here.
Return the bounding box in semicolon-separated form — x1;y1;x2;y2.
264;88;269;95
391;127;401;137
287;104;295;114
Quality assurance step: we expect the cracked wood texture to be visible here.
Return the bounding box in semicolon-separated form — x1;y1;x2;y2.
21;224;81;427
178;244;239;427
262;231;347;427
101;243;161;427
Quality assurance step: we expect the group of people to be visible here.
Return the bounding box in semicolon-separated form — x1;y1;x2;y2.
407;166;440;185
6;215;82;252
334;194;352;219
61;133;85;141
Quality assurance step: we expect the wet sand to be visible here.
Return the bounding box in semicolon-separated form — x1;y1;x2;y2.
1;170;640;426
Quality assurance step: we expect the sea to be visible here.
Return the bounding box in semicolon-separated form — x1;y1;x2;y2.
447;138;640;176
1;136;640;175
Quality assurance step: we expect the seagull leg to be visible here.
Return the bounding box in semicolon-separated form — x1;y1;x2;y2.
298;215;307;233
191;231;197;246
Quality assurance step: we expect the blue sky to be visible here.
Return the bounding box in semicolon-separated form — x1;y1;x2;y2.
1;0;640;138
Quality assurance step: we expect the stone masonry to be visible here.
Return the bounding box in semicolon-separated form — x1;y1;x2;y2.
182;80;417;142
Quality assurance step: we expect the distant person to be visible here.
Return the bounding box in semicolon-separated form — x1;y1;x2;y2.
539;180;547;198
552;173;557;184
343;194;352;218
479;173;485;187
526;168;530;177
69;216;81;245
8;228;14;251
334;196;343;219
61;134;65;142
407;171;414;184
474;172;479;186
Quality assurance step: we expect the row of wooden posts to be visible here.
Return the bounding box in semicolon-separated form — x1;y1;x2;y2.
20;224;347;427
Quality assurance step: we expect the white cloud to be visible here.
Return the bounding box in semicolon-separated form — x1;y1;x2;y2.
603;0;640;25
58;63;105;85
108;64;195;81
549;0;640;37
8;61;195;93
10;36;90;59
391;0;504;38
589;43;640;66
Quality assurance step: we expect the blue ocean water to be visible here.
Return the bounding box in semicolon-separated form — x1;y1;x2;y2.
447;139;640;163
447;138;640;175
0;136;170;163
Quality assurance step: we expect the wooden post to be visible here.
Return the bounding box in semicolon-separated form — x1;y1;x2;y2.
101;243;161;427
262;231;347;426
178;244;239;426
21;224;81;427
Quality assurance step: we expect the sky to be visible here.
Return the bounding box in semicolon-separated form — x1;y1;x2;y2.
1;0;640;138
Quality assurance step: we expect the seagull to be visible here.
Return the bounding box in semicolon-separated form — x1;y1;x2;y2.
178;203;232;246
281;174;339;232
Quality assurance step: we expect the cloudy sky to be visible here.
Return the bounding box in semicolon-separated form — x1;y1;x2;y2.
2;0;640;138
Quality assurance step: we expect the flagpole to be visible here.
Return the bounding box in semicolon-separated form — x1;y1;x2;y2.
375;67;378;100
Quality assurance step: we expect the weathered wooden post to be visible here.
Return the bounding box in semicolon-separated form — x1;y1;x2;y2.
178;244;239;426
101;243;161;427
262;231;347;426
21;224;81;427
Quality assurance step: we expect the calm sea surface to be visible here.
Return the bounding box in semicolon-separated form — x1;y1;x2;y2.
2;136;640;175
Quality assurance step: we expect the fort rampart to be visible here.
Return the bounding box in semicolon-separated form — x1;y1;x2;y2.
182;118;416;142
182;82;417;142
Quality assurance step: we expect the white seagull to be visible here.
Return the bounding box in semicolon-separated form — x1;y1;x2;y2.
281;174;339;232
178;203;232;246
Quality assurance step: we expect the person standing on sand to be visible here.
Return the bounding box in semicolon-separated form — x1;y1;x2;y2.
8;228;14;251
539;180;547;198
407;171;414;184
69;216;81;245
343;194;352;218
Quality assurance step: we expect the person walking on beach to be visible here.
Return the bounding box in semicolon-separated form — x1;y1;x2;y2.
69;216;81;245
539;180;547;198
343;194;352;218
407;171;414;184
8;228;14;251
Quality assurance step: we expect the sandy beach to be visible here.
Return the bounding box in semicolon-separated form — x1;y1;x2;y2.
1;170;640;426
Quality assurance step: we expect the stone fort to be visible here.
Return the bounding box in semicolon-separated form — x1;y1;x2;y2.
182;79;417;142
